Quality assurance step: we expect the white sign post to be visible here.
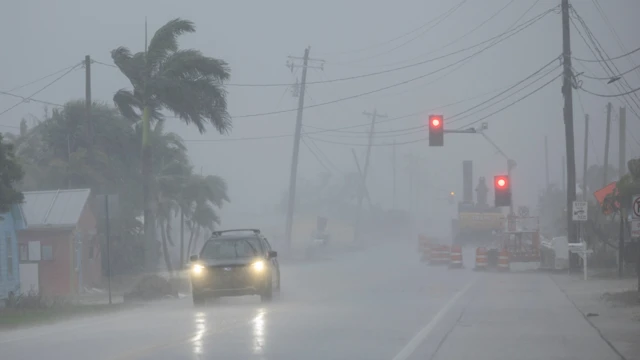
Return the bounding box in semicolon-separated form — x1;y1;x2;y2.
572;201;588;221
631;220;640;238
632;194;640;219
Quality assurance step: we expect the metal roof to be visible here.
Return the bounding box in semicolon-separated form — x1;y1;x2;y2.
21;189;91;228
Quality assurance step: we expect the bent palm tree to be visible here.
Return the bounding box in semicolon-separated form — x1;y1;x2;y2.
111;18;232;271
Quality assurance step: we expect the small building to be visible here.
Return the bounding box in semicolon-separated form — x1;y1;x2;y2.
0;204;26;301
18;189;101;297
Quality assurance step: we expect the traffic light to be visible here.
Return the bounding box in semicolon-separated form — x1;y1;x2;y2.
494;175;511;207
428;115;444;146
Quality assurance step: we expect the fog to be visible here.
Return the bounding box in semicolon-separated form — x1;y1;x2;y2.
1;0;636;238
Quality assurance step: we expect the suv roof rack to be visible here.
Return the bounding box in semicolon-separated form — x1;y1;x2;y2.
211;229;261;237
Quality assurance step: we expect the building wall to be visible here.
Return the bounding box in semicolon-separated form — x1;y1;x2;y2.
0;210;21;300
18;229;73;297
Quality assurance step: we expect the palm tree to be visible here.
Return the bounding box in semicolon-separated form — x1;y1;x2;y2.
184;174;229;256
111;18;232;270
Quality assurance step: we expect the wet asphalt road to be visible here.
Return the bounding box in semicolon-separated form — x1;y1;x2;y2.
0;242;622;360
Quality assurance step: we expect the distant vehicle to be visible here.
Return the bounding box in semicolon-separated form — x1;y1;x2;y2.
189;229;280;306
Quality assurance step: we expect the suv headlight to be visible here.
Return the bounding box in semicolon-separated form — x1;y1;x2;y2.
252;260;265;272
192;264;205;275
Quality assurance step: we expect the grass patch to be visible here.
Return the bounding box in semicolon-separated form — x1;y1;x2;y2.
0;303;129;329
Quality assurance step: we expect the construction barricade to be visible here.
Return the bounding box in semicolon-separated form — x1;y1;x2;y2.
420;243;432;263
429;245;451;266
474;247;488;270
449;245;463;268
497;249;510;271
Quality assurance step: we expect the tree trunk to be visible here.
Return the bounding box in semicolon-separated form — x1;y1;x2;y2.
166;219;175;247
159;219;173;274
186;226;196;257
142;106;155;272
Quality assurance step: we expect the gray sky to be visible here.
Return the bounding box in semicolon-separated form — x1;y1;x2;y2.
1;0;639;233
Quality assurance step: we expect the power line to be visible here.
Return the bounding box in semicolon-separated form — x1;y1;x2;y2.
572;44;640;63
452;73;563;129
229;12;552;119
7;64;80;92
305;72;563;147
579;85;640;98
329;0;468;65
364;0;544;70
316;1;467;56
92;7;553;90
0;90;64;108
0;62;82;117
576;63;640;81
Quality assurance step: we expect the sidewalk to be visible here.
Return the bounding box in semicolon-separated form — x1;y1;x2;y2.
550;273;640;360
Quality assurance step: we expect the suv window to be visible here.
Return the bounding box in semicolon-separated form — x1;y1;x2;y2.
200;237;264;259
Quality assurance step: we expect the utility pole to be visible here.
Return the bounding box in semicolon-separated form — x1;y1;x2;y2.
284;47;324;252
180;209;184;269
354;109;387;244
392;140;397;209
618;107;626;178
582;115;589;201
562;156;566;193
544;136;550;190
561;0;578;244
85;55;93;161
603;102;612;187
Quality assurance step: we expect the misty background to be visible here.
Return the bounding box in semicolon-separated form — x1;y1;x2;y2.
2;0;639;238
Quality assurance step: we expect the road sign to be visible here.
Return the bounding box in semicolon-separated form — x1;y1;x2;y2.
631;220;640;238
632;194;640;219
572;201;588;221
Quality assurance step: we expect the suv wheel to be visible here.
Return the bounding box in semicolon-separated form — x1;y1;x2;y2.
193;292;206;306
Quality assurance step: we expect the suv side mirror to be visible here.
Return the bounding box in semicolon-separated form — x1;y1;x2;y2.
267;250;277;259
189;255;199;262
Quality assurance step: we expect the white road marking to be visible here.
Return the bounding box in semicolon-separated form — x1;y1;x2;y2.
392;281;474;360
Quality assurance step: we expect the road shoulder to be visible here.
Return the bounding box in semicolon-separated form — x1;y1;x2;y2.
550;273;640;360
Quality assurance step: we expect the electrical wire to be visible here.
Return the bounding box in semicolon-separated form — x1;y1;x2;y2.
572;45;640;63
329;0;468;65
304;72;563;147
571;8;640;107
0;62;83;117
92;7;553;90
570;9;640;118
591;0;640;80
576;63;640;81
316;1;467;56
579;85;640;98
368;0;544;70
301;136;332;173
230;12;552;119
7;64;81;92
0;90;64;108
184;59;565;143
451;72;563;129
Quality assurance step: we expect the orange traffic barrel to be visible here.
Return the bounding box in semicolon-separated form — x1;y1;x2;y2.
449;245;463;268
498;249;510;271
475;247;488;270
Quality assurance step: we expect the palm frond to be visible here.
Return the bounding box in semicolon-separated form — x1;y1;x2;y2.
147;18;195;71
113;89;142;121
151;76;231;134
159;49;230;82
111;47;145;89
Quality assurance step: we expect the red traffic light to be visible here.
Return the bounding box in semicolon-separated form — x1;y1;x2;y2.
430;117;441;128
495;176;509;189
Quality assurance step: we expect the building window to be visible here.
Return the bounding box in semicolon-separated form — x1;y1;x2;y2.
42;245;54;261
6;232;13;277
19;244;28;261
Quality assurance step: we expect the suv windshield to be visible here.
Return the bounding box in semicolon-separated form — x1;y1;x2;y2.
200;237;262;259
